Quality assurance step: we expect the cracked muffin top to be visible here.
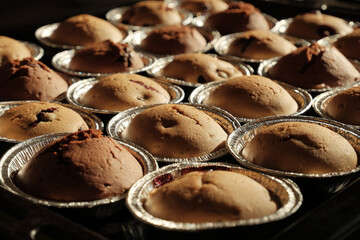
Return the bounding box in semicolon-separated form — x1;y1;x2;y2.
242;122;358;174
82;73;171;111
144;170;277;222
160;53;243;83
121;104;228;158
268;42;360;89
14;129;143;201
0;58;68;101
180;0;228;15
0;102;88;141
69;40;144;73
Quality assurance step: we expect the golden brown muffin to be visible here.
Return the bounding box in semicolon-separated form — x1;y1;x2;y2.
121;104;228;158
227;30;297;60
49;14;124;46
140;25;207;55
204;76;298;118
0;102;88;141
204;2;269;35
333;28;360;61
180;0;228;15
242;122;358;174
160;53;243;83
121;1;182;26
268;42;360;89
14;130;143;201
0;36;32;66
82;73;171;111
0;58;68;101
286;11;353;40
144;170;277;222
326;86;360;125
69;40;144;73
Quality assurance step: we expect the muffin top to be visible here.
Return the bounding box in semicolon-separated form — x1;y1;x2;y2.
50;14;124;46
144;170;277;222
161;53;243;83
204;2;269;35
69;40;144;73
0;36;32;66
286;11;353;40
180;0;228;15
204;75;298;118
82;73;171;111
0;102;88;141
242;121;358;174
121;1;182;26
14;129;143;201
333;28;360;61
0;58;68;101
121;104;228;158
326;86;360;125
227;30;297;60
140;25;207;55
268;42;360;89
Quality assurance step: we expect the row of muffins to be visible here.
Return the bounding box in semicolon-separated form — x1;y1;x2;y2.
0;0;359;232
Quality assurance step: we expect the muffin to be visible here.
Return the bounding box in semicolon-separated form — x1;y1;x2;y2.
268;42;360;89
82;73;171;111
333;28;360;61
0;36;32;66
180;0;228;15
204;2;270;35
160;53;243;83
49;14;124;46
227;30;297;60
121;104;228;158
286;11;353;40
120;1;182;26
69;40;144;73
144;170;277;222
14;129;143;201
0;58;68;101
326;86;360;125
0;102;89;141
242;122;358;174
140;25;207;55
204;76;298;118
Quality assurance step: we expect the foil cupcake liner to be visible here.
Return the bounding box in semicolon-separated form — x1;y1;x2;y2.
0;132;158;211
0;101;104;144
191;13;278;31
258;57;360;93
188;80;313;123
272;18;358;42
35;23;131;49
52;50;157;77
22;41;44;60
227;115;360;180
312;84;360;129
214;32;309;63
129;25;220;58
66;77;185;114
146;54;254;87
126;162;303;231
105;6;193;31
107;103;240;163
